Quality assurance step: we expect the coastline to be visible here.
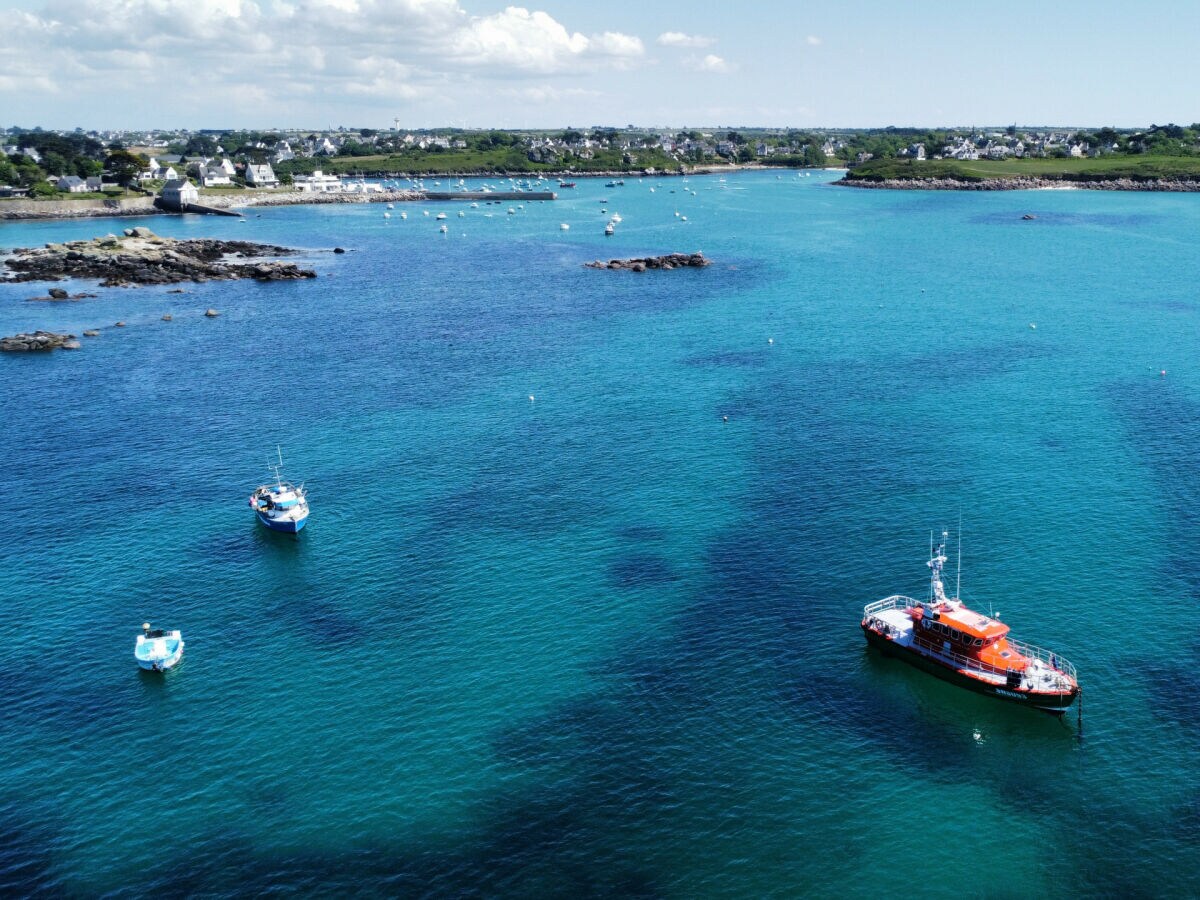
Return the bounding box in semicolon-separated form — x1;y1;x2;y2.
837;175;1200;191
0;165;839;222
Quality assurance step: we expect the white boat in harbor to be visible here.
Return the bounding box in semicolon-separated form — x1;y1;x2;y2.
135;623;184;671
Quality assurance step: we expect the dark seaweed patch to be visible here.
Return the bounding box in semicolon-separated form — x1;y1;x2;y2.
609;553;678;589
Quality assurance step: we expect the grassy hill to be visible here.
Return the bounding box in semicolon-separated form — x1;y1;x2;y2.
845;155;1200;183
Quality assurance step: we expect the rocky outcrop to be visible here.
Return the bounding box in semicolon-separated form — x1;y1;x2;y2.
585;252;711;272
0;331;78;351
2;229;317;287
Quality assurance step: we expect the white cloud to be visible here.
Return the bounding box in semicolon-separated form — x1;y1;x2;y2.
656;31;714;48
806;35;822;46
0;0;645;122
448;7;643;72
686;53;734;74
591;31;645;59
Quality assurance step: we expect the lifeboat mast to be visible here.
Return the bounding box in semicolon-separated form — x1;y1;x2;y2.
927;530;952;608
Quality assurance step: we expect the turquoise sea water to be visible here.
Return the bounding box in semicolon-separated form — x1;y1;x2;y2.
1;172;1198;896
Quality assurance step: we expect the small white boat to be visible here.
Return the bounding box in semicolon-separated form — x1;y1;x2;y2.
400;211;407;219
611;214;622;223
560;223;570;230
383;212;391;219
436;213;447;220
439;224;448;233
604;223;614;236
458;211;465;217
135;623;184;671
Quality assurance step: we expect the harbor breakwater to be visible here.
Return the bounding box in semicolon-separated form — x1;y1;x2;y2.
0;189;555;220
0;196;158;220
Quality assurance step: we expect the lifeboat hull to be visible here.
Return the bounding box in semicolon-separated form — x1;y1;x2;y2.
863;626;1078;712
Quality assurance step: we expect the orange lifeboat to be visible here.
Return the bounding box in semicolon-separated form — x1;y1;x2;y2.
861;531;1079;712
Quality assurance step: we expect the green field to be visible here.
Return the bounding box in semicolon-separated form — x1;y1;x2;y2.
277;146;685;177
846;155;1200;182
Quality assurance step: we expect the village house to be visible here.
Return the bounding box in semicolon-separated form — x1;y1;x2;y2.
199;166;232;187
245;163;279;188
160;178;199;208
292;170;343;193
57;175;87;193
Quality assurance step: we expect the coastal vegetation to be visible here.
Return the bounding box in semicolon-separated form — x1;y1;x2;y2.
845;155;1200;183
273;144;685;177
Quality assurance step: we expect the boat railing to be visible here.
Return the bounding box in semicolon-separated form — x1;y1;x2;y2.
863;595;920;616
1005;636;1077;681
864;595;1076;685
908;633;1076;686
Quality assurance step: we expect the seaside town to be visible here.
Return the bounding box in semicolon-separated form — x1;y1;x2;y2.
2;123;1197;207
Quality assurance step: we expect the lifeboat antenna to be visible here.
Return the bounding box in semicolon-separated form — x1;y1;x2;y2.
956;517;962;602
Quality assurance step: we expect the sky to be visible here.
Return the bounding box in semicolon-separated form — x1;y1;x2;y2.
1;0;1197;131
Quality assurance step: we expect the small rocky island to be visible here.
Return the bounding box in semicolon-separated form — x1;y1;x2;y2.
0;331;81;352
2;227;317;287
585;252;710;272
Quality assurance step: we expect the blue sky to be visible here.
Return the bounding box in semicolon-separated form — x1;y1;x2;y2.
1;0;1196;130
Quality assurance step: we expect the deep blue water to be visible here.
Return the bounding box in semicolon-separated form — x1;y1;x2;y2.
2;172;1199;896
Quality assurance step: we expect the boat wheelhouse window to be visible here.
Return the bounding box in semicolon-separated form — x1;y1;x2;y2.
951;629;961;641
972;638;983;647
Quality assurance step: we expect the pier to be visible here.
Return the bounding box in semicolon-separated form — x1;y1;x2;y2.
418;191;556;201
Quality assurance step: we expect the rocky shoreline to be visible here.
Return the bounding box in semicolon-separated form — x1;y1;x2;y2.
585;253;710;272
2;227;317;286
838;176;1200;191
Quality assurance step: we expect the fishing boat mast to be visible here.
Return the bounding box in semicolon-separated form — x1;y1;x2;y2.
269;445;285;490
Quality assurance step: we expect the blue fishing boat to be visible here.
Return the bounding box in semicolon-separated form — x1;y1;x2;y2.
249;447;309;533
135;622;184;671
